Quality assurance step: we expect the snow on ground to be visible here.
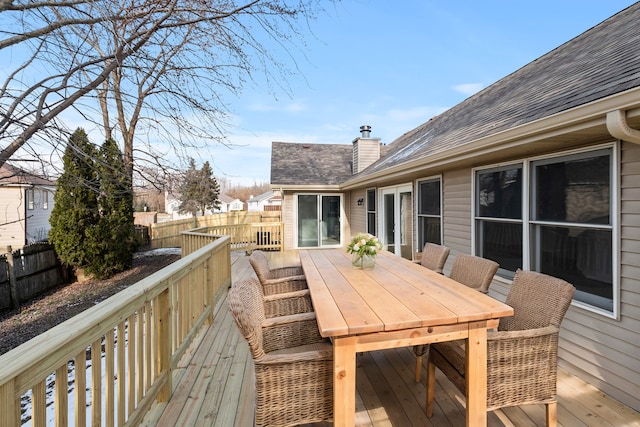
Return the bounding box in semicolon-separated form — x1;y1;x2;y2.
134;247;181;258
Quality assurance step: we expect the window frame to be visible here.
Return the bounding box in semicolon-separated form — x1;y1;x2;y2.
294;193;343;249
415;175;443;249
472;143;619;319
366;187;376;236
27;188;35;210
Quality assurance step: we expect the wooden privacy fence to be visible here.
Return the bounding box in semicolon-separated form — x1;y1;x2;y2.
150;211;281;249
0;243;69;311
0;234;231;427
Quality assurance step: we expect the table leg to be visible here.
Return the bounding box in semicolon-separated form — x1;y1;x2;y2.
465;321;488;427
333;336;357;426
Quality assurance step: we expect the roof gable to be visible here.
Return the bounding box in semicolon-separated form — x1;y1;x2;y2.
271;142;353;185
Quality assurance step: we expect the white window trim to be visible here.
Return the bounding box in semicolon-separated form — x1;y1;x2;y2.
471;142;619;319
415;174;444;251
365;187;377;236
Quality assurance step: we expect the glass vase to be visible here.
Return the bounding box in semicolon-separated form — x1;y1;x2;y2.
352;252;376;270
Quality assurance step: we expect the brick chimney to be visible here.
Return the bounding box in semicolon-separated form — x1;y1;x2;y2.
353;125;381;173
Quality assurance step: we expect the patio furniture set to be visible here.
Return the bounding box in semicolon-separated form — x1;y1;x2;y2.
228;247;575;427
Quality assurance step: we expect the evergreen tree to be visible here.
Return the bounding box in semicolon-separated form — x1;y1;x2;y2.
49;128;99;269
179;159;221;216
86;138;136;278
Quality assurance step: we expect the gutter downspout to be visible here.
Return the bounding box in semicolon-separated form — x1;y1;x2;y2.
606;109;640;144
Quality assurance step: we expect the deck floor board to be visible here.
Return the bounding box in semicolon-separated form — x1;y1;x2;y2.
140;254;640;427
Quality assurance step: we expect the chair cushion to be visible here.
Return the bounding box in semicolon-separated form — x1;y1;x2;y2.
269;340;333;356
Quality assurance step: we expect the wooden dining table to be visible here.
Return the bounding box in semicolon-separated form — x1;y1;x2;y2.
298;248;514;427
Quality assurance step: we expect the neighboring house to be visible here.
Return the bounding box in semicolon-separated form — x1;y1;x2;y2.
216;193;244;213
247;190;281;212
0;164;56;250
270;4;640;412
164;190;242;218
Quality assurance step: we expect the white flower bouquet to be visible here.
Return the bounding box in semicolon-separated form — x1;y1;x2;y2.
346;233;382;269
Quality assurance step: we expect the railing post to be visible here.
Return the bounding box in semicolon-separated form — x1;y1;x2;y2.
157;288;172;402
0;379;19;427
6;246;20;310
279;223;284;252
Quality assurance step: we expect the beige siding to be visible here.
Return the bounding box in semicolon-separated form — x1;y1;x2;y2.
346;190;364;238
353;139;380;173
442;168;472;254
557;141;640;411
282;192;295;251
0;187;26;249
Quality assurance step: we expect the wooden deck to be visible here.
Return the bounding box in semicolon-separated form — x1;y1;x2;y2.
140;253;640;427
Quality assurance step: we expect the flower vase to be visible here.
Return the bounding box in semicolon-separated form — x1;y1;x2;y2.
352;252;376;270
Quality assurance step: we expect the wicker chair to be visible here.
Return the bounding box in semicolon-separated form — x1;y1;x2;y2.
414;252;499;381
448;253;499;293
425;269;575;426
249;250;308;295
414;243;450;274
249;276;314;318
412;243;450;381
228;278;333;426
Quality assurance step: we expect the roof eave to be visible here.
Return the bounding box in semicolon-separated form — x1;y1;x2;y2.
341;86;640;190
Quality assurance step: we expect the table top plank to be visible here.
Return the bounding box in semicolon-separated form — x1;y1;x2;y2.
298;250;349;337
324;250;423;331
299;249;514;339
375;251;514;322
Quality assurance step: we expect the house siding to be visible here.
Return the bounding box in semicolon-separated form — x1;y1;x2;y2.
442;168;472;255
346;190;363;236
26;187;53;244
0;187;26;249
282;192;295;251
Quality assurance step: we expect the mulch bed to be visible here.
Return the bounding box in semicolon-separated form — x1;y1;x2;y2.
0;251;180;356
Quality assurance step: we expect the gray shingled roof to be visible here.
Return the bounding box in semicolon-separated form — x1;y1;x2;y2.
354;3;640;179
0;163;56;186
271;142;353;185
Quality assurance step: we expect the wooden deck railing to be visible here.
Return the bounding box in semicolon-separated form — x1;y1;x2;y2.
0;234;231;427
182;223;284;254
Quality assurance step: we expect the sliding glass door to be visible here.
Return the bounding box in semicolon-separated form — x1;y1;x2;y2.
297;194;342;248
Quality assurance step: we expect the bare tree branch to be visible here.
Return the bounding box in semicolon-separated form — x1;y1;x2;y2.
1;0;329;190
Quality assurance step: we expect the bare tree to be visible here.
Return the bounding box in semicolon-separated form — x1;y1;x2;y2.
1;0;327;184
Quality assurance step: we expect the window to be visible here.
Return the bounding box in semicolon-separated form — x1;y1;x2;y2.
43;191;48;209
366;188;376;236
296;194;341;248
417;177;442;248
474;147;616;314
531;150;613;312
27;188;35;210
475;165;523;276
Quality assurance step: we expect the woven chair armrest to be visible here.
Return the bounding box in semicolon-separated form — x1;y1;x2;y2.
262;318;325;352
263;290;313;317
263;275;306;285
264;289;310;300
271;266;304;278
488;325;559;341
257;349;333;365
263;311;316;328
262;277;308;295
